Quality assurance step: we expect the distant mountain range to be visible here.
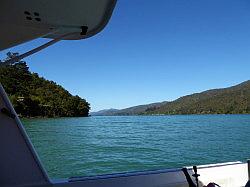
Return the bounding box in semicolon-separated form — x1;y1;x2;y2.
91;109;120;116
91;102;169;116
91;80;250;116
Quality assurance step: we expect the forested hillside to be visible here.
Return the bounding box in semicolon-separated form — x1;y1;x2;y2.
93;81;250;115
146;81;250;115
0;53;90;117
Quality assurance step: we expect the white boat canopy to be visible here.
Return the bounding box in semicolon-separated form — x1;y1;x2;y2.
0;0;117;51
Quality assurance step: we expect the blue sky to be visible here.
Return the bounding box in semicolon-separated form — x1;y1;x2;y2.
1;0;250;111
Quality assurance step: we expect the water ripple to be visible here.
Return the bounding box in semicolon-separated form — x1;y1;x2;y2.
22;115;250;178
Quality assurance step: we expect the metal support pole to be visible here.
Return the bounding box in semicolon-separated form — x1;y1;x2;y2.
0;32;79;66
247;159;250;180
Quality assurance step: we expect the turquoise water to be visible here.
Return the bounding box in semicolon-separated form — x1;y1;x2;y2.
22;115;250;179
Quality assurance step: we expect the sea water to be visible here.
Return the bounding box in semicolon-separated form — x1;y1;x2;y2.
22;115;250;178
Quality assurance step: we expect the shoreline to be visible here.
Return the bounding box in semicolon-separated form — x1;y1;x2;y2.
21;113;250;119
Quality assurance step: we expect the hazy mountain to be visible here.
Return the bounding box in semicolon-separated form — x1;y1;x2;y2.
93;80;250;116
92;102;168;116
91;109;119;116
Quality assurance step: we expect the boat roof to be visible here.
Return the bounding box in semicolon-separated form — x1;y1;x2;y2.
0;0;116;51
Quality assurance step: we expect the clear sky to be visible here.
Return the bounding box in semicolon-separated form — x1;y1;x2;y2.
1;0;250;111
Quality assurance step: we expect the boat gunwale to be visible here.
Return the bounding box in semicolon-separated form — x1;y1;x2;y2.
64;161;245;183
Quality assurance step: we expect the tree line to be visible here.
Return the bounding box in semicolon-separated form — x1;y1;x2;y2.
0;52;90;117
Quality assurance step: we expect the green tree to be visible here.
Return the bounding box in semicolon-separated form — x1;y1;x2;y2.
0;52;90;118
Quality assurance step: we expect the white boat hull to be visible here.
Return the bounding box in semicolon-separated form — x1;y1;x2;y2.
51;162;248;187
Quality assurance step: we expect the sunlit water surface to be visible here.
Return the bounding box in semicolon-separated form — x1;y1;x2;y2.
22;115;250;179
